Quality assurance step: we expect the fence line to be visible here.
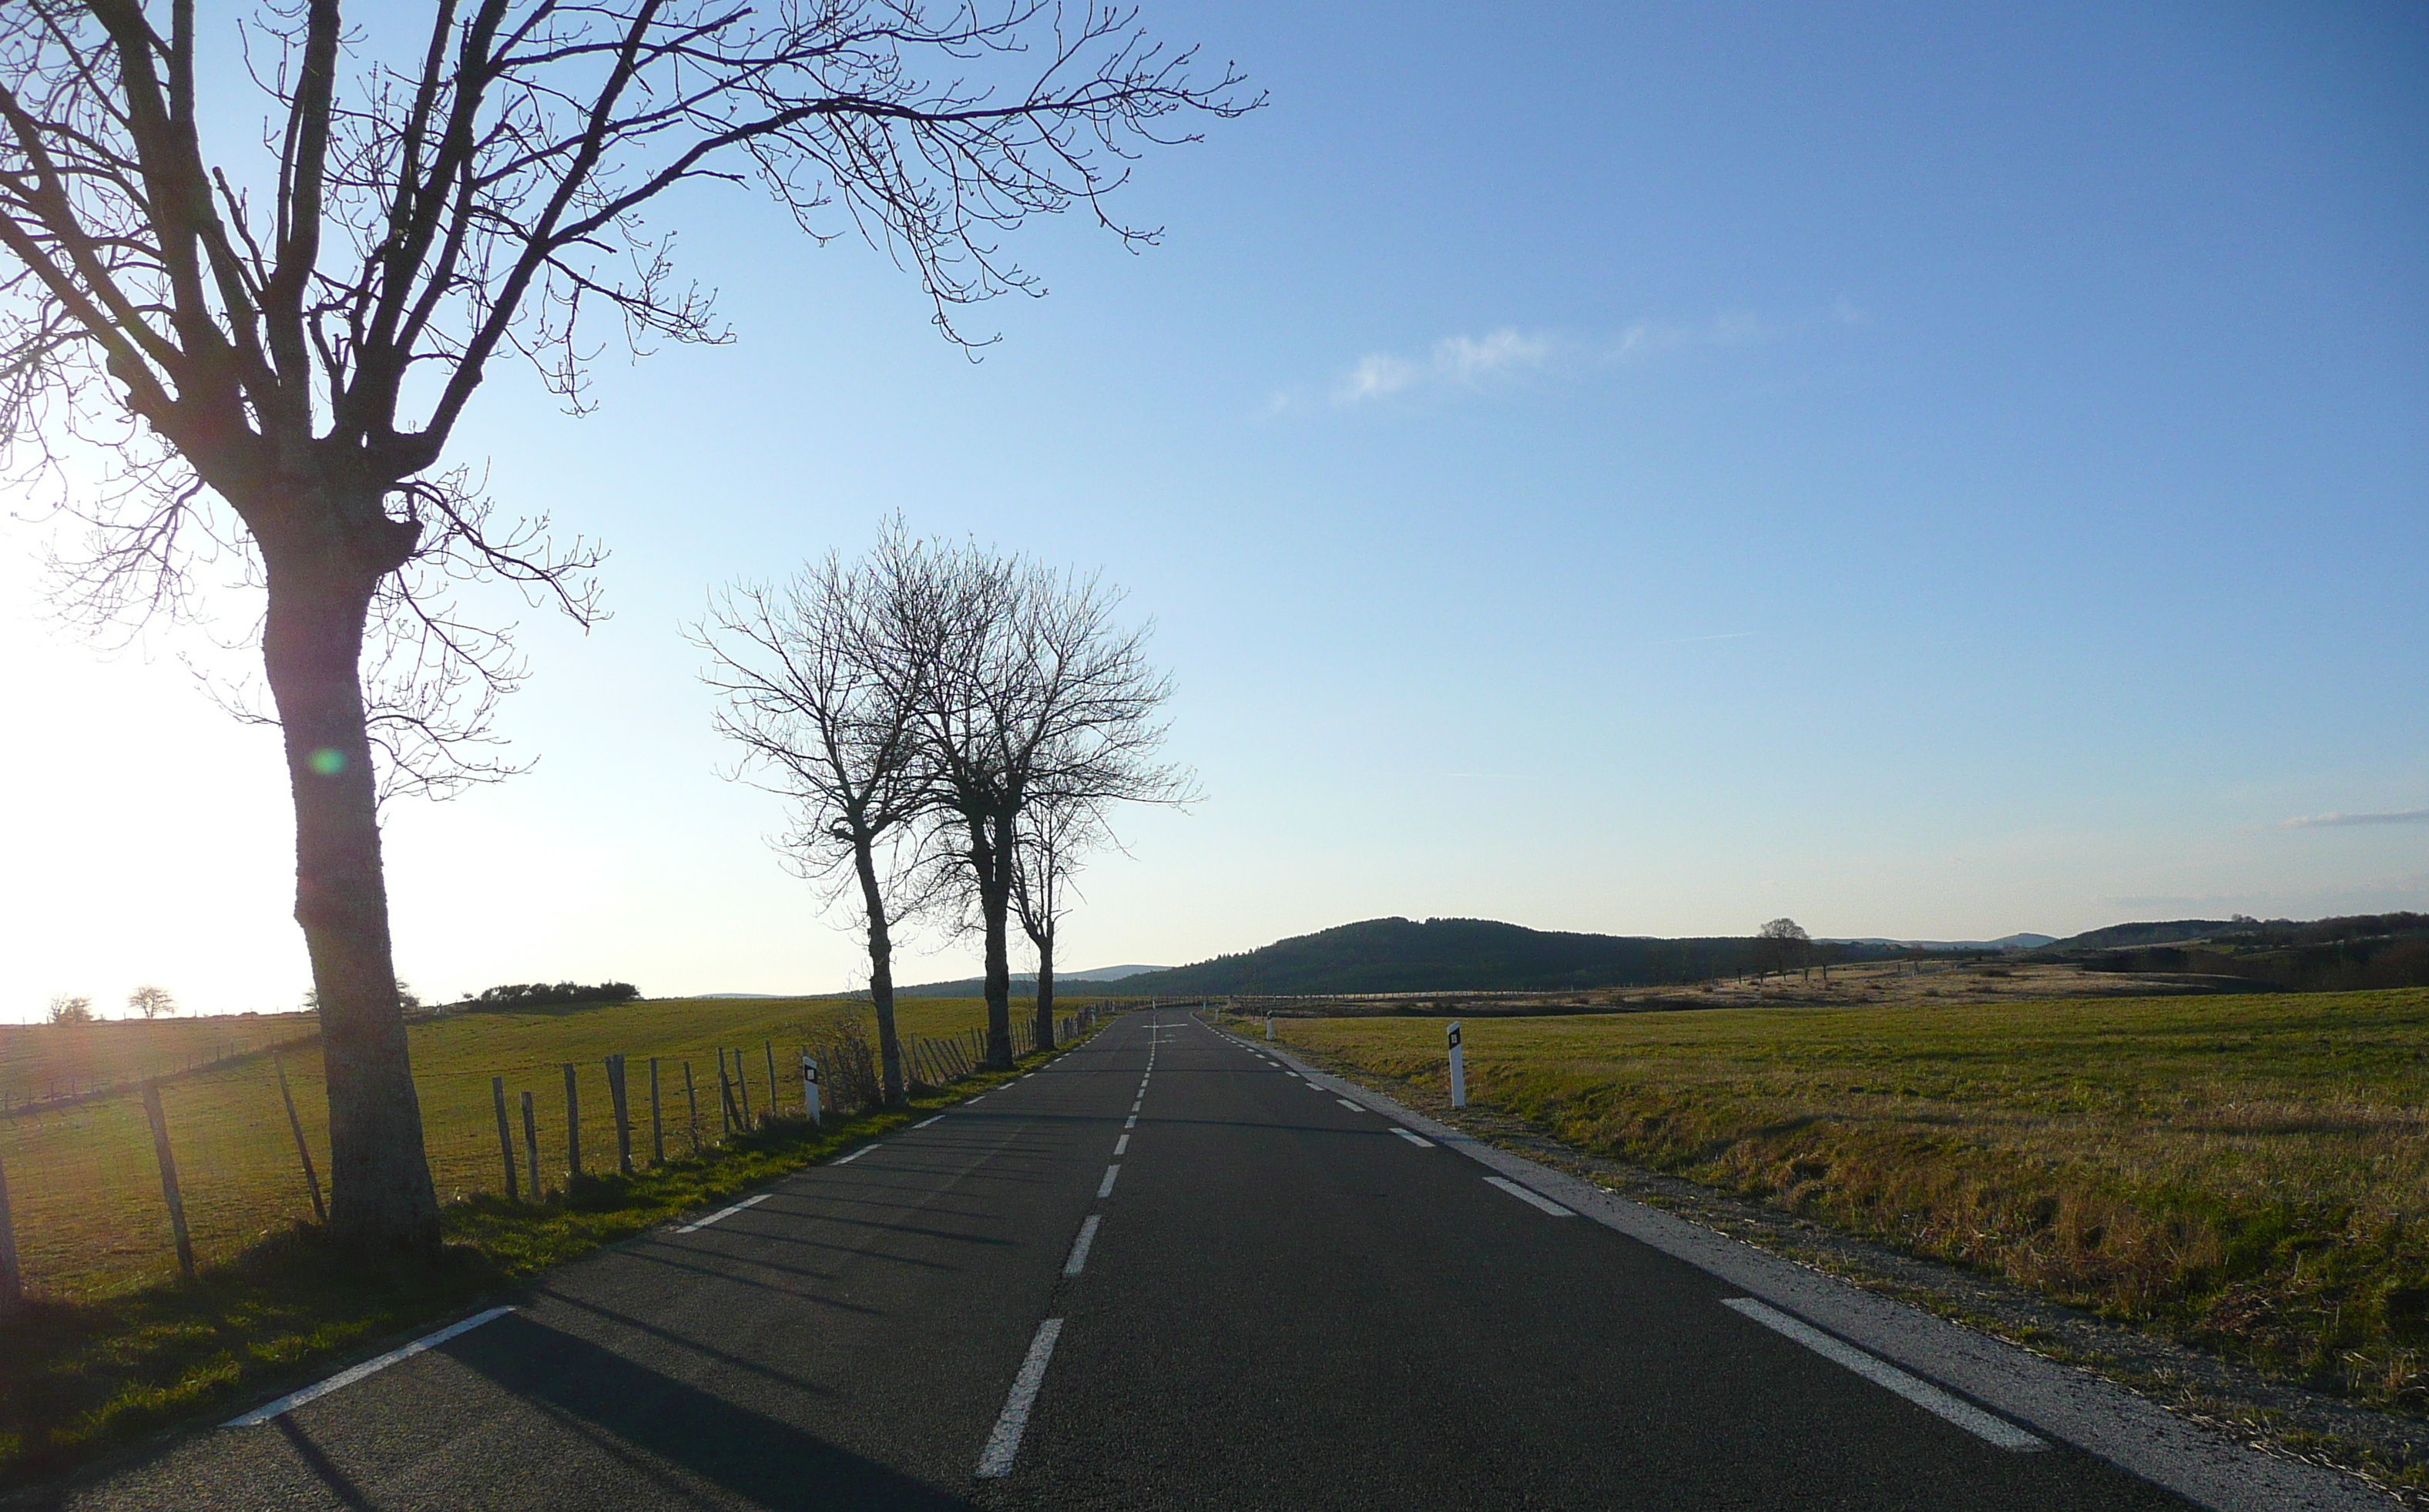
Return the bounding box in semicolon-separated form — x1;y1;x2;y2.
0;1003;1123;1304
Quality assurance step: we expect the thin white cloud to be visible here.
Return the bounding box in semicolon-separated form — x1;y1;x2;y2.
1333;327;1555;404
1277;303;1853;417
2280;808;2429;830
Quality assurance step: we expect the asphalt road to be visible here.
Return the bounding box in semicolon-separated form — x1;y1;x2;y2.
47;1009;2200;1510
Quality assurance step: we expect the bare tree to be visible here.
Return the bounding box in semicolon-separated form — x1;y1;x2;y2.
45;994;94;1025
917;547;1189;1064
1757;917;1810;981
126;984;178;1019
1008;785;1105;1044
696;541;936;1107
0;2;1249;1248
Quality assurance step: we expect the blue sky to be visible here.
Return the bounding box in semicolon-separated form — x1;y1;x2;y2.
3;1;2424;1017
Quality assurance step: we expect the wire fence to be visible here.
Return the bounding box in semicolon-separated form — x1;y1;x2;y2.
0;1004;1105;1309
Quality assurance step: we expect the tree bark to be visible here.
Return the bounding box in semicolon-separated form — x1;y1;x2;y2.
1032;930;1055;1054
259;511;441;1252
853;841;905;1105
977;814;1015;1069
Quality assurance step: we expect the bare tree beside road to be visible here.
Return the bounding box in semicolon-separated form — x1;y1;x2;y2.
1011;788;1110;1051
918;553;1192;1065
126;986;177;1020
711;528;1192;1071
0;0;1247;1249
697;546;938;1107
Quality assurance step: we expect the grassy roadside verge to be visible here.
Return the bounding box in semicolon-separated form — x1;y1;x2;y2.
0;1023;1106;1494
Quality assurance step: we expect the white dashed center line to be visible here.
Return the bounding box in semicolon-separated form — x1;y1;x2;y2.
1391;1128;1435;1148
1124;1115;1137;1129
1063;1214;1102;1276
1114;1134;1129;1155
1336;1098;1362;1111
1098;1164;1121;1198
975;1318;1065;1478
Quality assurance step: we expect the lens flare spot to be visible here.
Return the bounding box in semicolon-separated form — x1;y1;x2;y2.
307;747;347;776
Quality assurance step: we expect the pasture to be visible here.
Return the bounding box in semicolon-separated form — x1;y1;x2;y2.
1267;987;2429;1411
0;994;1048;1299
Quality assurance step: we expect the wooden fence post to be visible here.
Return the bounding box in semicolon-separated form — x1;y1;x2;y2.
0;1143;22;1318
562;1063;582;1178
683;1061;700;1152
272;1051;327;1224
607;1054;633;1176
763;1041;780;1121
139;1081;196;1281
492;1077;520;1202
735;1047;754;1127
649;1058;664;1166
716;1050;737;1133
521;1091;541;1202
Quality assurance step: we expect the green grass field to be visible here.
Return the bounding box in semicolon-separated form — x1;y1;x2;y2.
0;1014;317;1108
1266;988;2429;1413
0;995;1066;1299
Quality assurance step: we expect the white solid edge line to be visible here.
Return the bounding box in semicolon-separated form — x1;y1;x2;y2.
676;1192;773;1232
1722;1297;2048;1452
1063;1214;1102;1277
225;1306;515;1426
1391;1127;1436;1147
831;1145;875;1165
975;1316;1064;1478
1098;1164;1121;1198
1484;1175;1576;1217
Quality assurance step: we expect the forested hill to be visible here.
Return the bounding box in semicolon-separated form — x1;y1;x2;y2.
1113;917;1829;996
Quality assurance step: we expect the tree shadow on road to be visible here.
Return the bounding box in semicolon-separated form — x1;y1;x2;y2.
444;1312;981;1509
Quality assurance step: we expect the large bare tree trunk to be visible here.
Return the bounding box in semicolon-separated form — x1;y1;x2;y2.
978;817;1015;1069
1032;933;1056;1054
260;513;441;1252
854;845;905;1105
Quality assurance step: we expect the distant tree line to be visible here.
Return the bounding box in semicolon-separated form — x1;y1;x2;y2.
465;982;641;1011
2071;913;2429;992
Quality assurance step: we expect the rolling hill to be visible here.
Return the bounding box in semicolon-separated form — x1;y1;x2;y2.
1105;917;1888;996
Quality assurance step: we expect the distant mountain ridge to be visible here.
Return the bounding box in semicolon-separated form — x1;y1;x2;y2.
1826;933;2055;951
877;964;1169;998
1107;917;1886;997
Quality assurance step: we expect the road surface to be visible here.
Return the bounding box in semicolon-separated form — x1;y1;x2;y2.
42;1009;2236;1510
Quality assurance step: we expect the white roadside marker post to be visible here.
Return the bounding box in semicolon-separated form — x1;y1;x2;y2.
1448;1020;1467;1109
801;1051;823;1126
1264;1013;1273;1041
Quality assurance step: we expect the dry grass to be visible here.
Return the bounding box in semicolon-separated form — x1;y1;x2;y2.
0;994;1046;1300
1272;988;2429;1413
